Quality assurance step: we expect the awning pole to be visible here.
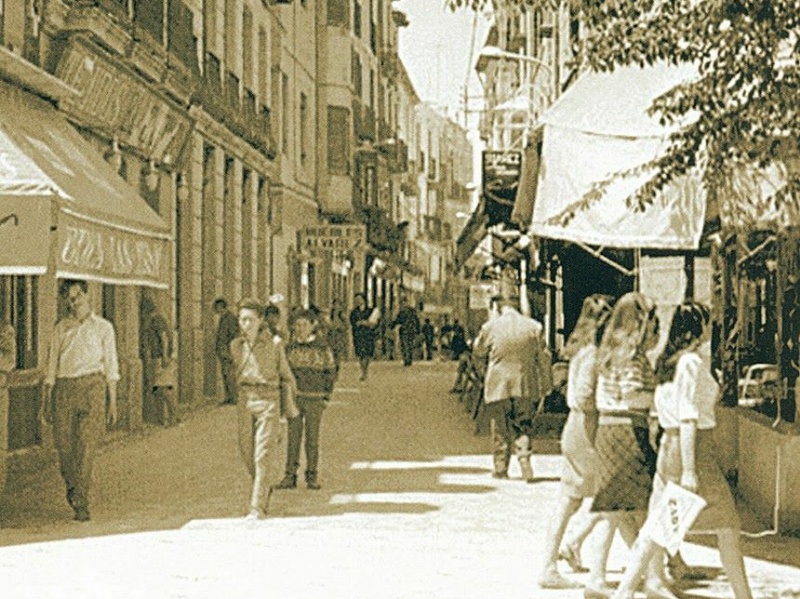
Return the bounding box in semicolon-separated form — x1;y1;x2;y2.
574;242;637;278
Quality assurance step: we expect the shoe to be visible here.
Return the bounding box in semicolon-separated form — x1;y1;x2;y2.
559;543;588;573
668;560;708;581
305;472;321;490
539;570;582;589
73;507;90;522
274;474;297;489
491;471;509;479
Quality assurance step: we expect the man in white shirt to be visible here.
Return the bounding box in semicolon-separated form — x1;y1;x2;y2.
43;279;120;522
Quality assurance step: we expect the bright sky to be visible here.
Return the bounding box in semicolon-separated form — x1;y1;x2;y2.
395;0;491;122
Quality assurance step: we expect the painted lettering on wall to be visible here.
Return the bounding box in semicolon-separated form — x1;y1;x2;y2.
56;40;192;165
59;225;165;282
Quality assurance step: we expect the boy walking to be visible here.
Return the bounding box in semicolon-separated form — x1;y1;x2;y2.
276;309;338;490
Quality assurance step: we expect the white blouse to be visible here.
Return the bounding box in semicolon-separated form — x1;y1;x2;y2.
655;348;718;431
567;344;597;411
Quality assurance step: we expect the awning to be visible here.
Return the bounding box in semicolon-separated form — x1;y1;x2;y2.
531;63;707;250
0;82;171;288
453;203;489;273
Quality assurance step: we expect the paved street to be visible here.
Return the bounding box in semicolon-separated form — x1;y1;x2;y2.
1;360;799;599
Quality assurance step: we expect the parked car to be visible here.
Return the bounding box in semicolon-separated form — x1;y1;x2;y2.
737;363;780;408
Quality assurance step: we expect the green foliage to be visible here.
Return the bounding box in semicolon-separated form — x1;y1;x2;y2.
449;0;800;227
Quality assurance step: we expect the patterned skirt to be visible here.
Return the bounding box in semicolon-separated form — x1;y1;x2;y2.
560;409;599;498
591;416;657;513
654;429;739;530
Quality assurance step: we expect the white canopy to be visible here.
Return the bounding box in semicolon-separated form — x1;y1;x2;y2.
531;63;707;250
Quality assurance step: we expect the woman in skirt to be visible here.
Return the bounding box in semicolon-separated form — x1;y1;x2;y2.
538;294;614;589
612;302;753;599
584;292;673;599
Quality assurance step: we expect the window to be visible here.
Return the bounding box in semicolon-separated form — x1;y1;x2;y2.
299;92;308;164
351;51;362;99
353;0;361;37
241;168;253;297
224;0;237;71
0;276;38;370
258;26;268;107
369;68;375;110
281;72;289;154
327;106;350;175
133;0;164;43
242;7;253;91
204;0;217;55
328;0;348;26
168;0;198;73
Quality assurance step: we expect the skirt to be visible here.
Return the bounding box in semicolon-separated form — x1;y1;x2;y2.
591;417;657;513
560;409;598;498
654;429;739;530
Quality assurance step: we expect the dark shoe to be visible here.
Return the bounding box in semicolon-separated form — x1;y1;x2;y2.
73;507;90;522
274;474;297;489
491;471;508;479
305;472;321;490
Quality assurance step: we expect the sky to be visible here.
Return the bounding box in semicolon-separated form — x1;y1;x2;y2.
394;0;491;123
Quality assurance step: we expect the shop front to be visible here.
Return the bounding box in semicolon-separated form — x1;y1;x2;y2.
0;82;171;488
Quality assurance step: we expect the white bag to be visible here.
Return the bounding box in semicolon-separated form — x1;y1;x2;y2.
643;480;707;556
367;307;381;326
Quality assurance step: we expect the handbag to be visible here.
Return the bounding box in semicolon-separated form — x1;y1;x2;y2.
642;480;707;555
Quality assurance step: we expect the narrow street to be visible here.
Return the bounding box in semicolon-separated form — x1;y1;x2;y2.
1;361;799;599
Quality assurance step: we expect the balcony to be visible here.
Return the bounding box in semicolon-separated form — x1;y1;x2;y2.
378;119;393;146
62;0;133;55
424;215;443;242
194;53;275;159
362;205;407;253
388;139;408;174
427;157;438;182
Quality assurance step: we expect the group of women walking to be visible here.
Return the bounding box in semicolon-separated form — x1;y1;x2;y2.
539;291;753;599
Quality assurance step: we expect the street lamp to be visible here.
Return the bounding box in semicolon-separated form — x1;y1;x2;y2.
478;46;552;74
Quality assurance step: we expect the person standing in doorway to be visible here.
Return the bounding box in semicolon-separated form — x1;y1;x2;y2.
214;297;240;405
421;318;435;361
141;298;178;426
472;294;551;482
393;299;420;367
350;293;377;381
43;279;119;522
232;298;298;519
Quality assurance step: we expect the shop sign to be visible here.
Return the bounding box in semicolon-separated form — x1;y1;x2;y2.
56;39;192;166
299;224;366;252
482;150;521;226
469;283;495;310
57;212;169;288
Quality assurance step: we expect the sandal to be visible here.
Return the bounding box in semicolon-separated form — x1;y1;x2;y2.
559;543;588;573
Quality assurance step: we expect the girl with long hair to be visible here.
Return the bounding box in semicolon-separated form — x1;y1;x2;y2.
584;292;674;599
538;294;614;589
612;301;753;599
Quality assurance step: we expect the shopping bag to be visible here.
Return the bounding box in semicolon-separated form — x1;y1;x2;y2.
642;480;707;556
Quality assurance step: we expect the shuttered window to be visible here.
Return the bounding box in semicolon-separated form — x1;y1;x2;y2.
327;106;350;175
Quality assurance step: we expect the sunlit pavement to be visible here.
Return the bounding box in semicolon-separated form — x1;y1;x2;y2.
1;360;799;598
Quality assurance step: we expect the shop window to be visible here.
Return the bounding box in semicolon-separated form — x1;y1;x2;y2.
0;275;37;370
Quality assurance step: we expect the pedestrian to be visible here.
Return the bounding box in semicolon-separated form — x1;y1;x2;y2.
275;309;338;491
421;318;435;361
264;303;286;343
393;298;420;367
329;300;349;372
43;279;119;522
350;293;377;381
450;319;468;361
538;294;614;589
141;298;178;426
584;292;672;599
214;297;240;405
472;294;551;482
612;301;753;599
231;298;298;519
